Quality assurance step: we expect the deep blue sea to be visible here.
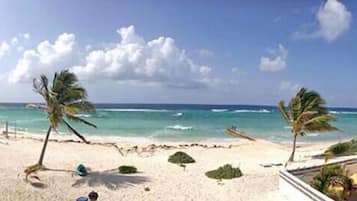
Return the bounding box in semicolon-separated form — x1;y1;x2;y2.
0;103;356;142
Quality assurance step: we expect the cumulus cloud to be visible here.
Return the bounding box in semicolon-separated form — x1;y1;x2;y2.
197;49;215;58
0;41;10;58
259;44;287;72
22;33;30;40
279;81;300;93
0;33;32;59
11;37;19;46
72;25;212;88
8;33;77;83
294;0;351;42
7;26;212;88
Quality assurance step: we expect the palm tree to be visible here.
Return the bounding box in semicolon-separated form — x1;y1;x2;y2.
28;70;97;169
278;88;337;163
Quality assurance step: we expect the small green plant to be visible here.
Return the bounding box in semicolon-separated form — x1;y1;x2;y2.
311;165;352;201
326;139;357;155
168;151;195;164
205;164;242;180
118;165;137;174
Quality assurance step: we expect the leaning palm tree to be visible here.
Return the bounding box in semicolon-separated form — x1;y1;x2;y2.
26;70;96;174
278;88;337;163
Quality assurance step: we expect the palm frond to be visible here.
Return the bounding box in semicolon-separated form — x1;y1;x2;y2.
62;119;90;144
26;104;48;110
65;113;97;128
289;97;301;121
304;114;337;126
278;100;291;123
65;101;95;113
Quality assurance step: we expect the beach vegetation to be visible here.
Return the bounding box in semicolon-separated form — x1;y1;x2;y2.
311;164;353;201
168;151;195;164
119;165;138;174
326;139;357;156
25;70;96;174
278;88;337;163
205;164;242;180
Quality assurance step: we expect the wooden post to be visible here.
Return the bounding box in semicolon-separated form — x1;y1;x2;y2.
5;121;8;138
14;121;17;138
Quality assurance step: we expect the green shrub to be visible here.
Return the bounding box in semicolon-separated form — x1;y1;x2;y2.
118;165;137;174
311;165;344;192
168;151;195;164
327;142;352;155
326;139;357;155
311;165;352;201
205;164;242;180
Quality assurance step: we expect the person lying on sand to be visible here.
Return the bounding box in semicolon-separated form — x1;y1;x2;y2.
76;191;99;201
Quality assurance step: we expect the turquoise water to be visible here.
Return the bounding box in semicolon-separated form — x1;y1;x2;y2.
0;103;356;142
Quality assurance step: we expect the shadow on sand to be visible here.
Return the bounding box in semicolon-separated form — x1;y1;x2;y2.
30;182;47;189
72;169;149;190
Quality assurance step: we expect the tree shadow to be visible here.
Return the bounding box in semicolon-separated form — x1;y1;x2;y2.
30;182;47;189
72;169;149;190
43;167;76;174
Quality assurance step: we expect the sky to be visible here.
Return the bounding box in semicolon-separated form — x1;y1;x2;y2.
0;0;356;107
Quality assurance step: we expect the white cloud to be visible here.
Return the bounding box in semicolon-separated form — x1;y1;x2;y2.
22;33;30;40
72;25;212;88
0;33;32;60
259;44;287;72
197;49;215;58
17;46;24;52
317;0;351;42
9;33;78;83
7;26;212;88
11;37;19;46
231;67;247;76
85;45;92;51
279;81;300;93
0;41;10;58
294;0;351;42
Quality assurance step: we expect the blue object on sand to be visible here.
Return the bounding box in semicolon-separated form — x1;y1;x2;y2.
76;164;88;177
76;196;88;201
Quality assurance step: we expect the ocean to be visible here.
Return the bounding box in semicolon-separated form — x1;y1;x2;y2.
0;103;356;142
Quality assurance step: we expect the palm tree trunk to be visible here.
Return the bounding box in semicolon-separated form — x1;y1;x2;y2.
288;134;298;162
38;126;52;166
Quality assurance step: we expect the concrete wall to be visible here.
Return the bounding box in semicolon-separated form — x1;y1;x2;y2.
279;170;333;201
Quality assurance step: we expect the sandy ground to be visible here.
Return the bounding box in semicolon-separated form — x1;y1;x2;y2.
0;133;346;201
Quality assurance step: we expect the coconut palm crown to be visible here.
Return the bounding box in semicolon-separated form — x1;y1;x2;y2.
278;88;337;163
29;70;97;167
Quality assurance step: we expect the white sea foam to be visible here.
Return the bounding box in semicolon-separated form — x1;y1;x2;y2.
166;125;193;131
16;118;47;123
173;112;183;117
330;111;357;115
284;126;292;129
75;114;92;118
99;108;169;112
211;109;228;112
308;133;320;137
232;109;270;113
341;111;357;114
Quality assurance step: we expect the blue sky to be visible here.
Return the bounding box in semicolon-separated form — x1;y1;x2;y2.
0;0;356;106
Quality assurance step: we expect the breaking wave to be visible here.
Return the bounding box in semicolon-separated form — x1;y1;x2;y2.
232;109;270;113
166;125;193;131
211;109;228;112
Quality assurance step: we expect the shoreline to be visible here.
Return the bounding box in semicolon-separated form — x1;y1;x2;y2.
1;129;351;146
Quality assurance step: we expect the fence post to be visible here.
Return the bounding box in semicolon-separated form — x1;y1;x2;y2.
5;121;8;138
14;121;17;138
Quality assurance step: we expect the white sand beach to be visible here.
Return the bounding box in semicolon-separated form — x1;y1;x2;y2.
0;133;347;201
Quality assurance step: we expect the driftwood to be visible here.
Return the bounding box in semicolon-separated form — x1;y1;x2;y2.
12;135;238;157
226;128;256;141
